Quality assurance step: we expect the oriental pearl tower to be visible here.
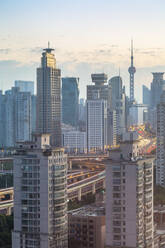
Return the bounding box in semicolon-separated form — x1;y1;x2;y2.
128;40;136;104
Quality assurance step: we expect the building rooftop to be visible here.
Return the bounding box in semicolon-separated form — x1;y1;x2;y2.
69;203;105;217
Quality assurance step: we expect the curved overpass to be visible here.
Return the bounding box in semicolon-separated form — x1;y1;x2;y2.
0;171;105;214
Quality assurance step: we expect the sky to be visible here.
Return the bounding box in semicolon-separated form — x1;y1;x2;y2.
1;0;165;102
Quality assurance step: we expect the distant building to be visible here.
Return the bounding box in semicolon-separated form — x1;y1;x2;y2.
129;103;148;126
108;76;126;140
31;95;36;133
142;85;151;106
62;77;79;127
63;130;86;154
106;138;154;248
15;80;34;95
107;110;117;146
0;87;33;147
37;46;61;147
0;91;5;147
150;72;165;109
12;134;68;248
87;99;107;152
68;203;105;248
79;98;86;123
156;91;165;186
87;73;109;101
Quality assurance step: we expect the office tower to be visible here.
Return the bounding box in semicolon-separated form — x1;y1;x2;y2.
128;40;136;103
15;91;32;142
150;72;165;109
68;203;105;248
0;91;5;147
12;134;68;248
79;98;86;122
156;91;165;186
108;76;126;140
129;103;148;126
15;80;34;95
87;98;107;152
106;138;154;248
87;73;109;101
62;77;79;127
31;95;36;133
107;110;117;146
63;130;86;154
1;87;32;147
37;46;61;147
142;85;151;106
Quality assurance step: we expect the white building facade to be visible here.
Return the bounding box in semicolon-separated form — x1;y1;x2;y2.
63;131;86;154
106;142;154;248
12;134;68;248
87;99;107;152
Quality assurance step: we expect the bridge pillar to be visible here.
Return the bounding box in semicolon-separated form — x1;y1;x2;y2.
78;188;82;201
92;183;96;195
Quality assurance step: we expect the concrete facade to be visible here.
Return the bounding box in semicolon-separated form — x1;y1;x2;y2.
106;141;154;248
68;203;105;248
12;134;68;248
87;99;107;152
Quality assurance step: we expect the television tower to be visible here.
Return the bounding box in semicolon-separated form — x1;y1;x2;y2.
128;40;136;103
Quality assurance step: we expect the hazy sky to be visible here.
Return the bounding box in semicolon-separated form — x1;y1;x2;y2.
1;0;165;101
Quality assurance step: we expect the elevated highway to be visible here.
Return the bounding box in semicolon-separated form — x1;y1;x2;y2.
0;170;105;215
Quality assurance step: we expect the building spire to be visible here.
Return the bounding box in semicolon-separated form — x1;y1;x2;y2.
128;39;136;103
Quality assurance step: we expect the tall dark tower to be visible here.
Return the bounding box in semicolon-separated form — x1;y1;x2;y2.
128;40;136;103
36;44;62;147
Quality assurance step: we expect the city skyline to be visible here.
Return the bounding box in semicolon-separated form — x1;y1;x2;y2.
1;0;165;102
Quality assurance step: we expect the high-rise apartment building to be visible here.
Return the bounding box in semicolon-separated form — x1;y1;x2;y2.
62;77;79;127
15;80;34;95
106;139;154;248
87;99;107;152
12;134;68;248
37;46;61;147
156;91;165;186
150;72;165;109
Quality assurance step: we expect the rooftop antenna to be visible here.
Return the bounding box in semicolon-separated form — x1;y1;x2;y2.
48;41;50;49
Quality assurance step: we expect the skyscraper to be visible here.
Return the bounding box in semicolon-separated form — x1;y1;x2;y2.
128;40;136;103
15;80;34;95
142;85;151;106
87;98;107;152
156;91;165;186
62;77;79;127
12;134;68;248
87;73;109;101
37;45;61;147
0;87;32;147
108;76;126;141
150;72;165;109
106;137;154;248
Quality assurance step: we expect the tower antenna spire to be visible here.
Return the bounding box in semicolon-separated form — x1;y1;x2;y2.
128;39;136;103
